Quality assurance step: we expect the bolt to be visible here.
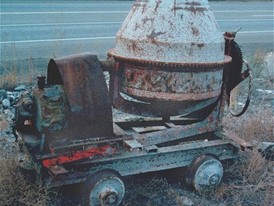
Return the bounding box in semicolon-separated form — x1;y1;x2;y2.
209;174;220;186
100;190;118;206
37;75;46;90
106;194;117;205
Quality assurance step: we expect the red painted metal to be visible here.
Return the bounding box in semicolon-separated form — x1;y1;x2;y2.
42;145;116;168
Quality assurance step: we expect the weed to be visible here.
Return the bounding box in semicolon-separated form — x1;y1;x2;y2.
215;150;273;206
0;150;58;206
123;177;183;206
0;71;18;90
247;49;266;78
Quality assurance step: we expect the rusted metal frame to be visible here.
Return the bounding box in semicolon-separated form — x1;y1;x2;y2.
37;104;219;164
216;130;253;151
45;171;87;188
48;165;68;175
131;126;167;134
216;62;231;125
116;119;177;128
134;103;221;146
164;122;179;128
113;123;128;136
45;139;238;187
115;117;203;129
48;135;133;154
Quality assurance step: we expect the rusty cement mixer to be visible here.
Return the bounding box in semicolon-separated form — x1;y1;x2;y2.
13;0;252;205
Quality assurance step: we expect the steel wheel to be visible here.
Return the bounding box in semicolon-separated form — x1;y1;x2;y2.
82;171;125;206
186;155;223;192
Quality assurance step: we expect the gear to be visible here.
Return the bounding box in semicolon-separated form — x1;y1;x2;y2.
225;41;243;91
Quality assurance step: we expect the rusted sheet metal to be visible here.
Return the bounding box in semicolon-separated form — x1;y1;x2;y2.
47;53;112;123
109;0;225;63
110;61;226;117
121;64;223;101
47;53;113;141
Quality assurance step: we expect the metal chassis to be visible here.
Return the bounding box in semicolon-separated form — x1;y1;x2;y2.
18;104;251;188
44;133;239;188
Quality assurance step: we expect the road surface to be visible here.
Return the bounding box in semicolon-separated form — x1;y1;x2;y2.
0;0;273;75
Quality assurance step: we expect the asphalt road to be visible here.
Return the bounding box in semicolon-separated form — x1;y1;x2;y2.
0;0;273;74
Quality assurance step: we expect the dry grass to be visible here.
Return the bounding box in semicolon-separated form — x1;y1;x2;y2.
223;108;273;143
0;149;58;206
0;56;37;90
215;150;273;206
0;69;18;90
219;94;273;205
122;177;196;206
248;49;267;78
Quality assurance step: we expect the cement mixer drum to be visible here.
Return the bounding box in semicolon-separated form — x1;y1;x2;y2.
108;0;232;117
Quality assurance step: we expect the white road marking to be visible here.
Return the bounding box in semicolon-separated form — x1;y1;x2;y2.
0;22;124;27
253;15;274;17
213;10;273;13
238;30;274;34
1;30;273;44
0;11;128;15
217;19;273;22
0;10;273;15
0;36;115;44
1;19;272;27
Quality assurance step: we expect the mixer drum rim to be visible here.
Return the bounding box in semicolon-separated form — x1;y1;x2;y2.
108;50;232;69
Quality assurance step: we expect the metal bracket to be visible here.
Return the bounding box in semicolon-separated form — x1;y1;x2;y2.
123;140;143;152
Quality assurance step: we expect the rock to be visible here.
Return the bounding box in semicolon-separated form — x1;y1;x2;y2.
7;94;16;104
3;109;14;122
257;142;274;161
2;99;11;108
0;115;9;132
177;196;194;206
6;91;13;96
0;90;7;102
14;84;27;92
